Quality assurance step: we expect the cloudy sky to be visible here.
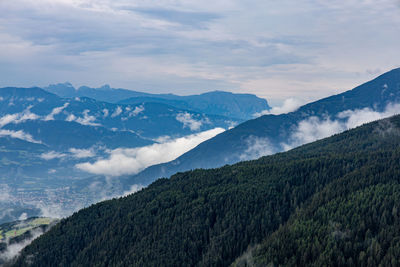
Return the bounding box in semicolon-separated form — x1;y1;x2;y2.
0;0;399;105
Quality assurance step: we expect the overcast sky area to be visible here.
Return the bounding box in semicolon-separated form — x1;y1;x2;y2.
0;0;399;105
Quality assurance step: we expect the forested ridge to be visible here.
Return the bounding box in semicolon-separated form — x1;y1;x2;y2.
12;115;400;266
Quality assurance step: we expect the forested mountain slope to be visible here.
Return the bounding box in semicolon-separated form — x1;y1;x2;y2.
12;114;400;266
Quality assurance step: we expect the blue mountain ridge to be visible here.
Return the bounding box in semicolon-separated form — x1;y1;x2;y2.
129;68;400;185
45;83;271;120
0;87;246;223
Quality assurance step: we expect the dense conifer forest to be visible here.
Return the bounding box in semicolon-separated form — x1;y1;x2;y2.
12;115;400;266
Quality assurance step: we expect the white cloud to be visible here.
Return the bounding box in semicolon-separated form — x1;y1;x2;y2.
0;107;40;127
0;114;19;127
282;116;344;151
130;105;144;117
122;184;143;197
240;136;275;161
66;109;100;126
338;103;400;129
153;135;172;143
102;108;109;117
111;106;122;118
254;98;304;117
76;127;225;176
16;108;40;123
176;112;204;131
68;148;95;158
44;102;69;121
0;129;41;143
282;103;400;150
18;212;28;221
40;151;67;160
0;228;45;263
36;202;70;219
65;114;76;121
226;120;238;130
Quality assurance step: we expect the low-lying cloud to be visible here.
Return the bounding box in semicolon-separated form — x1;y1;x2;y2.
0;106;40;127
0;129;41;144
130;105;144;117
239;136;275;161
254;98;303;117
66;109;101;126
44;102;69;121
122;184;144;197
76;127;225;176
0;107;43;143
0;228;45;263
176;112;206;131
282;103;400;150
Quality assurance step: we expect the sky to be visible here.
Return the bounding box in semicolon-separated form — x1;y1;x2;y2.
0;0;399;105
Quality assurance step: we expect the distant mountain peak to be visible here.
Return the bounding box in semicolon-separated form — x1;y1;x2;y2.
99;84;111;90
63;82;74;87
48;82;75;88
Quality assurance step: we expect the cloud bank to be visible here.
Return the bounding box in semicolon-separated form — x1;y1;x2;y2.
239;136;275;161
0;107;40;127
282;103;400;150
76;127;225;176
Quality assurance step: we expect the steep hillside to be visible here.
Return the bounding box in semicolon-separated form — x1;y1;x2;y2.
244;183;400;266
12;114;400;266
0;217;58;265
130;68;400;185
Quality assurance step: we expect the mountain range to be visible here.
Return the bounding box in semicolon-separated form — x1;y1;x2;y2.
0;86;268;223
45;83;271;120
11;112;400;266
129;68;400;186
1;69;400;265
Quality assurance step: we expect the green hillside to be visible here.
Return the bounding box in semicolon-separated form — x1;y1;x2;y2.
12;115;400;266
245;184;400;266
0;218;55;242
